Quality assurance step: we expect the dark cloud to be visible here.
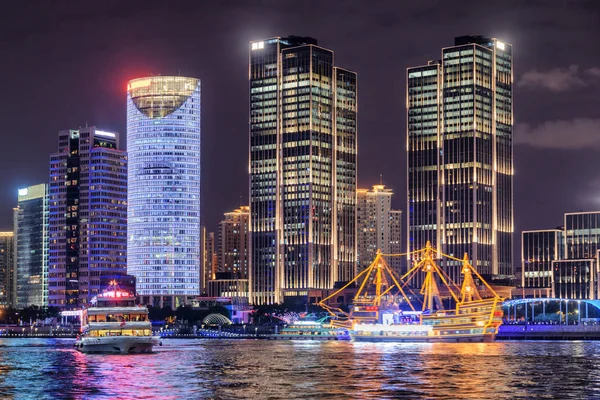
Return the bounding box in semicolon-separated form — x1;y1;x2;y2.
518;65;600;92
515;118;600;149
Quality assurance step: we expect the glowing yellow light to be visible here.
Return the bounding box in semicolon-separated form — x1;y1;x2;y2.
128;79;152;91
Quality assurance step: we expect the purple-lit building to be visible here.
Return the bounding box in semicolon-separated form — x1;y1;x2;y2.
48;127;128;309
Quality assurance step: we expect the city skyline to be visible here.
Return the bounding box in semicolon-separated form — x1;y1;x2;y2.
1;2;600;264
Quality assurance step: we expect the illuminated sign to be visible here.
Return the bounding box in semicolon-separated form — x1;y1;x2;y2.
61;310;83;317
127;78;152;91
251;41;265;50
18;188;28;197
95;130;116;138
496;41;505;50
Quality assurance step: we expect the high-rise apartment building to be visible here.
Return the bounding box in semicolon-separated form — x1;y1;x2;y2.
407;35;513;282
218;206;249;279
127;76;201;308
14;184;49;308
356;185;402;272
0;232;14;308
48;127;127;309
249;36;357;304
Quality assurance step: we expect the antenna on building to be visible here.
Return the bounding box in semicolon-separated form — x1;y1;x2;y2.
380;174;383;185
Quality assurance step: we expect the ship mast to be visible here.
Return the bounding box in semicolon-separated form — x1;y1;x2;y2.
420;241;445;312
460;253;482;303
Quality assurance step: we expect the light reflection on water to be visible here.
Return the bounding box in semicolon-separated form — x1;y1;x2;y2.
0;338;598;399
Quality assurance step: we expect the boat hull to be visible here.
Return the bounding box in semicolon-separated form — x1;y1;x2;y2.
350;333;496;343
75;336;161;354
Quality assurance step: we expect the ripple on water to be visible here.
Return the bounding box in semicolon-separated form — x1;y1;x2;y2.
0;339;598;399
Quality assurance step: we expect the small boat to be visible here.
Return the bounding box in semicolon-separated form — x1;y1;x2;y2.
74;281;161;353
319;241;504;343
268;317;350;340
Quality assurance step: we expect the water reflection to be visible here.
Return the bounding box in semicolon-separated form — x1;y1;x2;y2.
0;339;598;399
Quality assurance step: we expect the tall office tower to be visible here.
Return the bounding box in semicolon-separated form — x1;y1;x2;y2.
218;206;249;279
0;232;14;308
407;35;513;282
520;229;563;296
249;36;357;305
14;184;49;308
356;185;394;272
48;127;128;309
389;209;403;275
127;76;201;308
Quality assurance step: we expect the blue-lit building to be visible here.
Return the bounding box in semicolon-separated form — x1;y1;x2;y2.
249;37;357;305
48;127;128;309
127;76;201;308
14;184;49;308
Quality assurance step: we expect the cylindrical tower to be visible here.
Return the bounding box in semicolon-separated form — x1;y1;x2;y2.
127;76;201;305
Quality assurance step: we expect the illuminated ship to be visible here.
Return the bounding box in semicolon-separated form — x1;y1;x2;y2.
269;316;350;341
74;281;161;353
319;241;504;342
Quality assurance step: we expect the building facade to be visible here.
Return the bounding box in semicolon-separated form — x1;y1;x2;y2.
356;185;402;273
48;127;127;309
14;184;49;308
389;209;403;275
200;227;216;294
407;35;513;283
249;36;357;304
218;206;249;279
0;232;14;308
520;229;562;296
519;212;600;299
127;76;201;308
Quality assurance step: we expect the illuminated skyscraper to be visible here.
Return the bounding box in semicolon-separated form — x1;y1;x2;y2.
0;232;14;308
127;76;201;308
407;35;513;282
14;184;49;308
249;36;357;304
218;206;249;279
48;127;127;309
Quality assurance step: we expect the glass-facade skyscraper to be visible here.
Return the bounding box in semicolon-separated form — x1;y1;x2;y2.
249;36;357;305
14;184;49;308
407;35;513;283
127;76;201;308
48;127;127;309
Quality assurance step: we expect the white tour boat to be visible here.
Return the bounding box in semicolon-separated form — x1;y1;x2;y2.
74;282;161;354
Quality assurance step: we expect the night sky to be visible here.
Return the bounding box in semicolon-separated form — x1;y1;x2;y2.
2;1;599;262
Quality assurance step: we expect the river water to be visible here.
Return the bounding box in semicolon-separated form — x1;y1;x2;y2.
0;338;598;399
